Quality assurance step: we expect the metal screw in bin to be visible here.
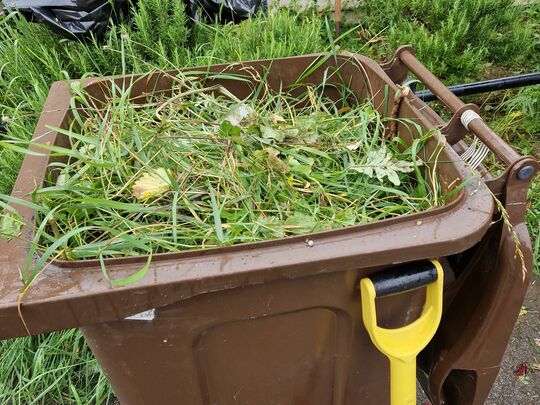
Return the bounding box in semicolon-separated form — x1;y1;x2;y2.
517;165;535;180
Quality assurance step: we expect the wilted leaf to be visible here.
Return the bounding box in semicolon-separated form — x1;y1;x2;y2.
514;363;528;377
386;169;400;186
346;141;362;151
295;115;322;144
261;125;286;142
282;127;300;139
132;168;171;201
264;148;290;173
268;112;286;124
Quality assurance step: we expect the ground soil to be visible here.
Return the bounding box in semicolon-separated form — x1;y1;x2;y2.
486;276;540;404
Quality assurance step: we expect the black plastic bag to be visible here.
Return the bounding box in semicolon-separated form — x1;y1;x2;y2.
1;0;265;40
2;0;127;39
185;0;266;22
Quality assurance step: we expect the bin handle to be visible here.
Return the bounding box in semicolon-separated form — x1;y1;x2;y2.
393;46;521;166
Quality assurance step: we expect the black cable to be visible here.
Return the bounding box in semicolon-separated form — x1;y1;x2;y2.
415;72;540;102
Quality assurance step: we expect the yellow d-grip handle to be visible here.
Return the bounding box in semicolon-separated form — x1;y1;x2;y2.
360;260;443;405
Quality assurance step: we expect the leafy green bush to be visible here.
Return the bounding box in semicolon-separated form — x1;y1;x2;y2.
362;0;534;83
130;0;191;67
195;10;325;63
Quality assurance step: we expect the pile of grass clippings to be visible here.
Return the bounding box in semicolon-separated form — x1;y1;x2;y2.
1;69;444;282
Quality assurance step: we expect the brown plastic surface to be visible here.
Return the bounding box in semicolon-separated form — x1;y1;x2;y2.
0;51;536;405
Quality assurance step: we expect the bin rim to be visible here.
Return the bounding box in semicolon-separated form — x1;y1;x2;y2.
0;52;495;338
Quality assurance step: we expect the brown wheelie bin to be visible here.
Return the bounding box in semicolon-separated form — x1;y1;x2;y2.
0;46;537;404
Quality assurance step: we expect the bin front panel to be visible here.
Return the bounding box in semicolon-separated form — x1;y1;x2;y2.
195;308;337;404
82;269;425;405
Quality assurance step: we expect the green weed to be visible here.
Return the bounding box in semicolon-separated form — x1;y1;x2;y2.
488;85;540;275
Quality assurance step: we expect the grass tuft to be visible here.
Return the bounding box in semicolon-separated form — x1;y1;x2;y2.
0;330;112;404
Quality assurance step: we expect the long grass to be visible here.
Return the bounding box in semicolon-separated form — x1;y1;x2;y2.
488;84;540;274
0;4;326;195
0;330;112;404
193;10;325;64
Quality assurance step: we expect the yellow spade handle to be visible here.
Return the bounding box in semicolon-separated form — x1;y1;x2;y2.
390;357;416;405
360;260;444;405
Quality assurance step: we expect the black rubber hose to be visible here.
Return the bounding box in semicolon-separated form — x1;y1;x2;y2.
415;72;540;102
